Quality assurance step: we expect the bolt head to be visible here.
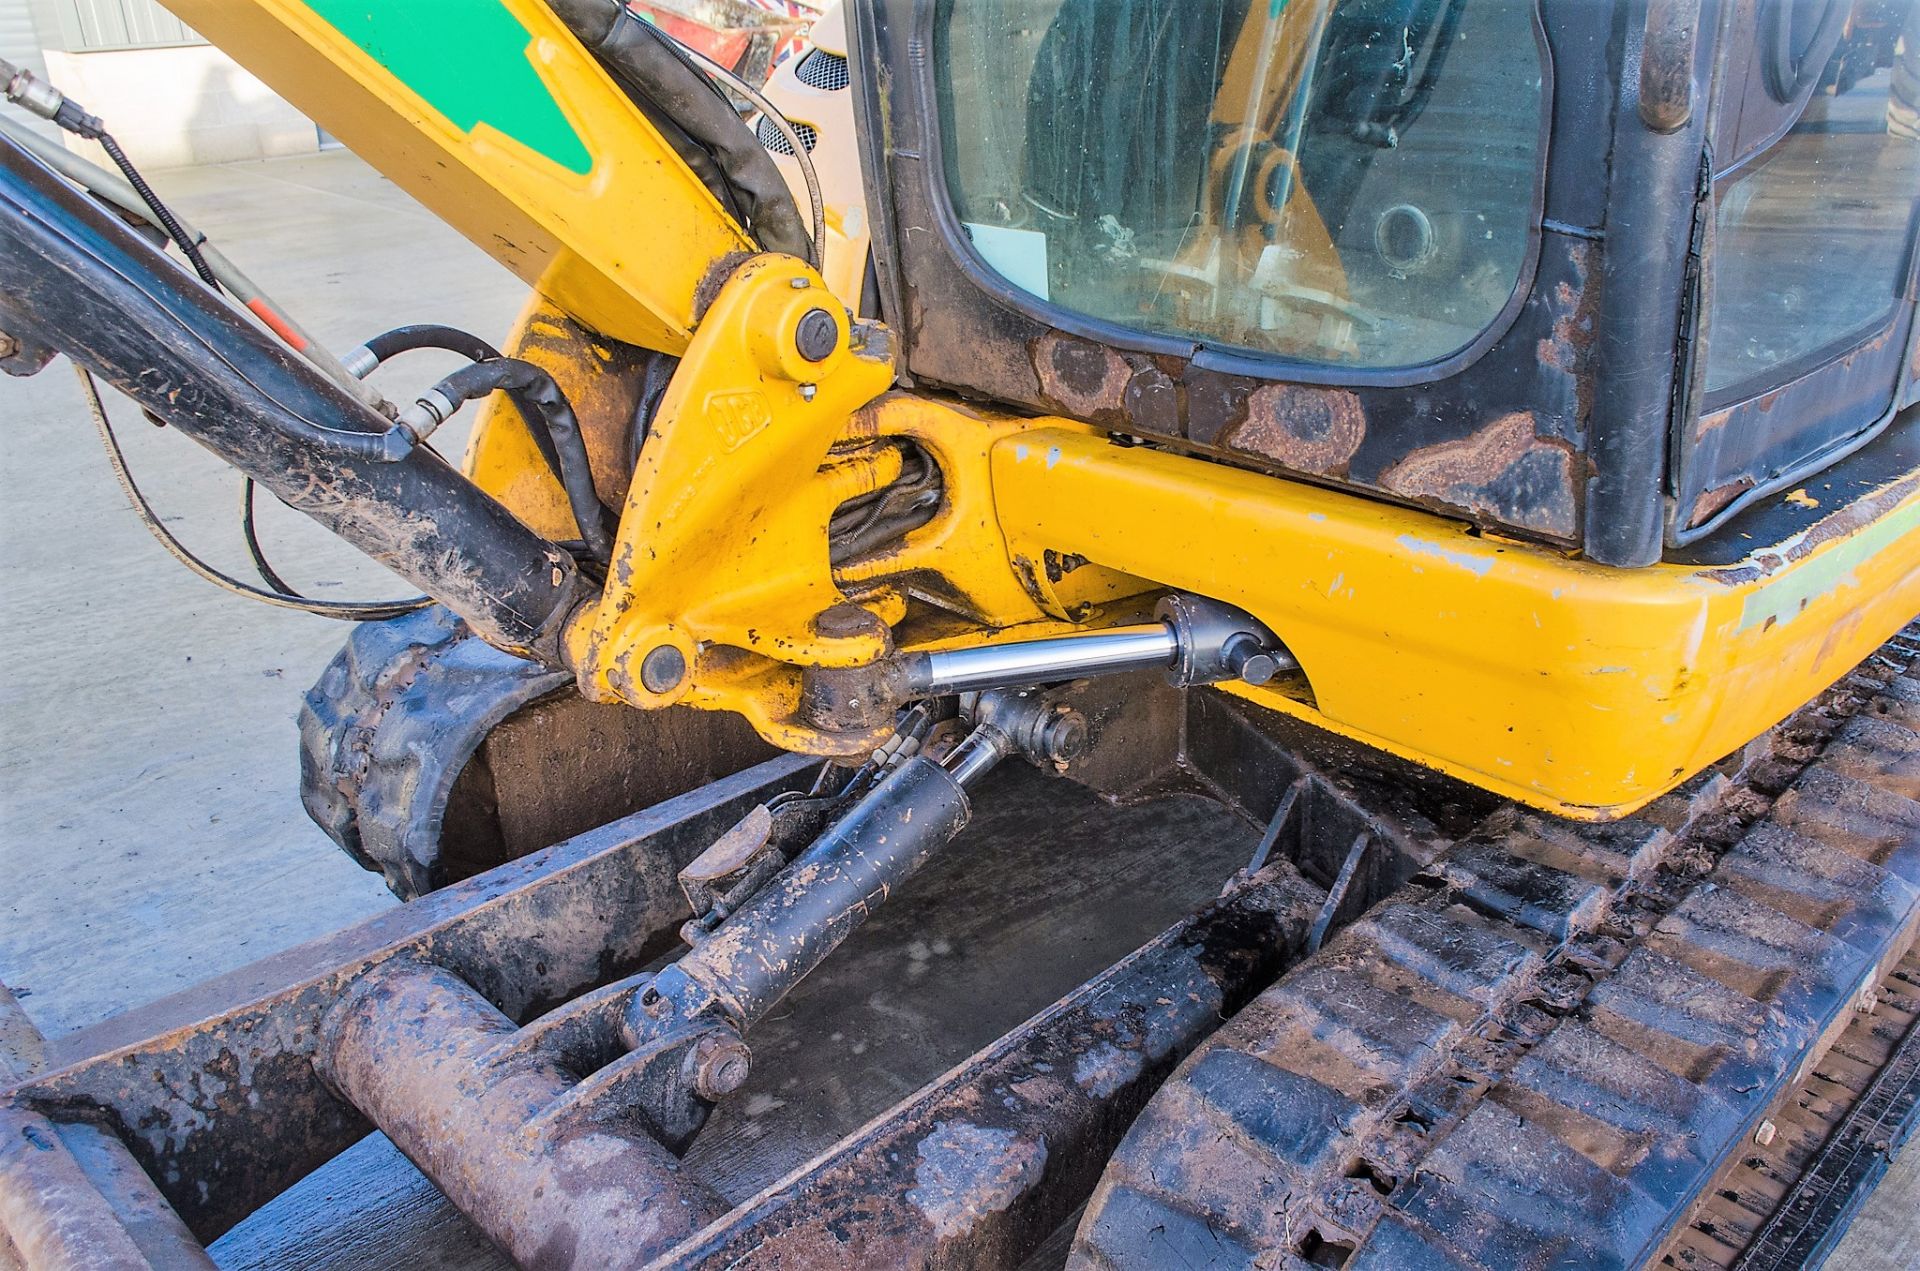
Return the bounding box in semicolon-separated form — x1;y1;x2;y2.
795;308;839;362
0;331;17;359
639;644;688;694
687;1034;753;1100
1754;1119;1777;1147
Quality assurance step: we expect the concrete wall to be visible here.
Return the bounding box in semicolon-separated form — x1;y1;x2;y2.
0;0;319;168
42;43;319;168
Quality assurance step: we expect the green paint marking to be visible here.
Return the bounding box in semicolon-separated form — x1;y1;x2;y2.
1735;497;1920;634
306;0;592;174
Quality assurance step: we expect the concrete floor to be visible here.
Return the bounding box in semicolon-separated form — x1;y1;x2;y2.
0;150;520;1038
0;150;1914;1269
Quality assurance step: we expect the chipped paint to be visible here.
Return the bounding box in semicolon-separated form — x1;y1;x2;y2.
907;1121;1048;1239
1394;534;1496;578
1735;496;1918;633
1033;333;1131;418
1534;241;1600;432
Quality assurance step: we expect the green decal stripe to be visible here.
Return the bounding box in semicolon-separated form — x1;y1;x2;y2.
1736;496;1920;634
305;0;593;175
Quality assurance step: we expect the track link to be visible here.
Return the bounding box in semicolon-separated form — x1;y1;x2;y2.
1071;627;1920;1270
1660;940;1920;1270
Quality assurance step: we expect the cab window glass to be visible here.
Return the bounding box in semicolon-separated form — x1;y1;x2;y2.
934;0;1547;370
1705;21;1920;397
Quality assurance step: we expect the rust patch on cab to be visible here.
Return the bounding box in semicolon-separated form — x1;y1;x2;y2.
1382;412;1578;539
1034;332;1131;419
1226;384;1367;476
1688;478;1755;528
1535;240;1600;432
1695;405;1735;440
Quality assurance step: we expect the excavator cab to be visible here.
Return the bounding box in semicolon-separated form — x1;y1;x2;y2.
1;2;1918;1268
854;0;1919;557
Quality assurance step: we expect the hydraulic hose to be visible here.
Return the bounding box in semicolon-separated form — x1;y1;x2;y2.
349;324;568;487
79;368;429;622
403;357;616;562
358;324;509;368
0;134;590;663
0;80;384;412
547;0;815;264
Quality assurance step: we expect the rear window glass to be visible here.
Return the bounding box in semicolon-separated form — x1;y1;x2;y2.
1705;37;1920;398
935;0;1547;370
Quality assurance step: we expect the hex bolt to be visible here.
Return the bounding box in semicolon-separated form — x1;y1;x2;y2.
686;1033;753;1100
795;308;839;362
799;384;817;402
789;276;811;289
1753;1119;1777;1147
640;644;688;694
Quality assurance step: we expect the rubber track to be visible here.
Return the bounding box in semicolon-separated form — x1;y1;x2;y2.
1660;941;1920;1269
298;604;568;899
1071;626;1920;1271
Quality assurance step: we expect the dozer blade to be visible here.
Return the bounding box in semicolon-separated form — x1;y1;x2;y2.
2;629;1917;1270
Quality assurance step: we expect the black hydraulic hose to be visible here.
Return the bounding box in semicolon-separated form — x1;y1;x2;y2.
547;0;813;261
356;324;567;483
0;136;588;662
362;323;502;366
4;58;440;615
0;57;219;292
76;368;430;622
96;134;221;292
425;358;616;562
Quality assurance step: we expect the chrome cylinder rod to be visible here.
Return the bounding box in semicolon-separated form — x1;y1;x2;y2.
905;625;1178;696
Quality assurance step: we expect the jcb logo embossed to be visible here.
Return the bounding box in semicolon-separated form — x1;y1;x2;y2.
705;390;773;451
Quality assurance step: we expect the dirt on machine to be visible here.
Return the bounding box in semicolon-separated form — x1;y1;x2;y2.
2;1;1919;1268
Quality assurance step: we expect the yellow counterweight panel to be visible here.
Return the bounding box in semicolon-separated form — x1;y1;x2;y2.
166;0;753;353
985;423;1920;819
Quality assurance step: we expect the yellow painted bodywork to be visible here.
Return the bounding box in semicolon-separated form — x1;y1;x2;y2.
176;2;1920;819
166;0;751;353
552;264;1920;812
565;255;901;752
982;422;1920;817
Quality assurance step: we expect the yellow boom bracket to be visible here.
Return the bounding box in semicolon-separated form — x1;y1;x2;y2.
166;0;752;353
566;255;899;751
